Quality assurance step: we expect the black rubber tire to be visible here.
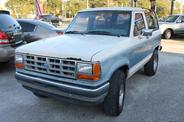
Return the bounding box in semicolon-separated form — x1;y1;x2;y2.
103;70;126;116
144;50;159;76
163;29;172;39
33;92;48;98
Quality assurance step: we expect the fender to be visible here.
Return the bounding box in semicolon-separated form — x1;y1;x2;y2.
104;57;130;81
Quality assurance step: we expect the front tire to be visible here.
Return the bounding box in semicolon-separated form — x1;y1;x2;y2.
103;70;126;116
144;50;159;76
163;29;172;39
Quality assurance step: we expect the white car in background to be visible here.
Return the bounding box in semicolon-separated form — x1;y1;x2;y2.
159;15;184;39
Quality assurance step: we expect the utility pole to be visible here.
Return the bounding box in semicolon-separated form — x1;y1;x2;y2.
131;0;137;7
87;0;89;8
150;0;156;12
170;0;175;15
134;0;137;7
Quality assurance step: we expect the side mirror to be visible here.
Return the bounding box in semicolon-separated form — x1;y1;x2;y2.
142;29;153;36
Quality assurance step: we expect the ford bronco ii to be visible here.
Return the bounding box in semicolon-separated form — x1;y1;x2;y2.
15;7;161;116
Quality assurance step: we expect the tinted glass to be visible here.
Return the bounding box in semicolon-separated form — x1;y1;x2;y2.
18;21;36;32
145;10;159;30
0;14;20;30
163;15;179;22
37;21;55;29
179;16;184;23
134;13;145;36
66;11;132;37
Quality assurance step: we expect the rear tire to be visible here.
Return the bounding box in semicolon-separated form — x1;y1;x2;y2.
144;50;159;76
103;70;126;116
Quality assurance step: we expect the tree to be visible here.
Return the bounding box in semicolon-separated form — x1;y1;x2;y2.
5;0;183;18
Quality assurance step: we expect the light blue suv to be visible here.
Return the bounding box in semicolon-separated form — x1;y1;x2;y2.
15;7;162;116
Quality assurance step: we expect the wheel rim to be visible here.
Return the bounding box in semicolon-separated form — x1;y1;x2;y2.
119;84;124;108
153;54;158;72
166;31;171;39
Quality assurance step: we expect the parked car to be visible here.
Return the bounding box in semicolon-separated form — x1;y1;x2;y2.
37;14;62;27
15;7;161;116
159;14;184;39
17;19;64;43
0;13;22;63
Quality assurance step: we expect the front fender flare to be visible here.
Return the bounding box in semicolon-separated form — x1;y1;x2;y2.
105;58;130;81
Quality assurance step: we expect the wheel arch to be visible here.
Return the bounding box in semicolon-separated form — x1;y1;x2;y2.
107;64;129;80
119;65;129;79
164;28;174;35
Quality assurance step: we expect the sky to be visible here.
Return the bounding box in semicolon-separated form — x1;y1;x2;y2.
0;0;8;9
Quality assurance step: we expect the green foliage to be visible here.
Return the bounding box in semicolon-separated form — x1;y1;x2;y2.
5;0;183;18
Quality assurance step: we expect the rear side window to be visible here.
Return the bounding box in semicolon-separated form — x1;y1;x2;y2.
0;14;20;30
145;10;159;30
178;16;184;23
18;22;36;32
134;13;146;36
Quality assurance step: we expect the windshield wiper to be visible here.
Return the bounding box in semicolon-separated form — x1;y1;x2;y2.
65;31;85;34
86;30;121;37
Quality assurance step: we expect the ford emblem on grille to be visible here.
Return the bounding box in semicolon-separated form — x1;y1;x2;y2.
43;63;49;68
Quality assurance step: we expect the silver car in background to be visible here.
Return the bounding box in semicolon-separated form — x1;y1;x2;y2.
17;19;64;43
159;15;184;39
0;13;22;63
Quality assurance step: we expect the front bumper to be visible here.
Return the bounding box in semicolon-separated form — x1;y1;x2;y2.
15;72;109;104
0;47;14;62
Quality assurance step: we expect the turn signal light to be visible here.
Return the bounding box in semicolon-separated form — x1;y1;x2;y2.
15;63;24;69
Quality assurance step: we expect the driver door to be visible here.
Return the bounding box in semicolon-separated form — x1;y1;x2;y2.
129;12;150;68
175;16;184;34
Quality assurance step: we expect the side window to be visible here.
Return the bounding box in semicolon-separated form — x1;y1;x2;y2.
36;26;50;33
134;13;145;36
179;16;184;23
18;22;36;32
145;10;158;30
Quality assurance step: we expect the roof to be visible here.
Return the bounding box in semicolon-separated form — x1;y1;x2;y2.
79;7;144;12
16;19;56;29
17;19;48;25
17;19;39;23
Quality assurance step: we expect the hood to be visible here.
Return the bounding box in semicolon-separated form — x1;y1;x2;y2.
16;34;129;61
159;21;170;25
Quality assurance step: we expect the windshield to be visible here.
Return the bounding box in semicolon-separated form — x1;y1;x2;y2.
161;15;179;22
65;11;132;37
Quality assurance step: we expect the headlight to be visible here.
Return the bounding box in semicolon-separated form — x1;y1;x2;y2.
77;62;101;81
77;63;92;75
15;54;24;68
15;54;23;63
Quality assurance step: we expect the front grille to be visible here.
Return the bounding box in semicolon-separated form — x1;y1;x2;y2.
24;55;77;79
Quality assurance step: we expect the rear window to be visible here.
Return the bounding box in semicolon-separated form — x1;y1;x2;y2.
37;21;55;29
0;14;20;30
18;21;36;32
